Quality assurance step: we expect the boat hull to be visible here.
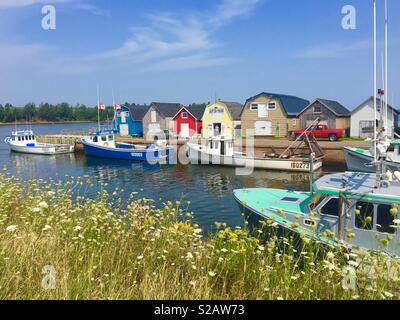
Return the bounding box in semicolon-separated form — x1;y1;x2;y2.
9;143;74;155
188;144;322;172
344;147;400;173
82;139;172;163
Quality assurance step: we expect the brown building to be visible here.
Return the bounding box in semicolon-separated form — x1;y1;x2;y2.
298;98;351;130
241;92;310;137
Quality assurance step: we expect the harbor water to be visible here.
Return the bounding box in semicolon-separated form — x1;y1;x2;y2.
0;123;344;231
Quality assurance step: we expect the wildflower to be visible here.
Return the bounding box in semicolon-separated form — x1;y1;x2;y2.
6;225;17;233
74;226;83;232
106;212;114;217
348;261;359;268
263;288;269;292
39;201;49;209
258;246;265;251
193;228;202;234
137;255;144;260
326;252;335;260
221;248;228;253
42;225;52;232
218;257;224;262
191;265;197;270
384;292;394;298
47;191;55;196
186;252;194;260
32;208;40;213
208;271;216;277
189;281;196;287
277;297;284;301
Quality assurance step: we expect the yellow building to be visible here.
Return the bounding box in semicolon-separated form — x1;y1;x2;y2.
202;101;243;139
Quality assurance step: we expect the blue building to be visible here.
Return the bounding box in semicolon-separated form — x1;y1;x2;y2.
115;104;149;137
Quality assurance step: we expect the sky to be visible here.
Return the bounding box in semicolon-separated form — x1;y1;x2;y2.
0;0;399;110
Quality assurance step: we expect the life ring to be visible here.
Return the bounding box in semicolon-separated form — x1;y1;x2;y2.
104;142;109;147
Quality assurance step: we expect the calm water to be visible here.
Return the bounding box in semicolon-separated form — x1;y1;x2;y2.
0;123;333;231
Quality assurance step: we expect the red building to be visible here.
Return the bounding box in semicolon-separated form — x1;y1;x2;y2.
173;105;206;138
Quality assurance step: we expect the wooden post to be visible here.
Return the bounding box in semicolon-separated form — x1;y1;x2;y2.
338;193;344;240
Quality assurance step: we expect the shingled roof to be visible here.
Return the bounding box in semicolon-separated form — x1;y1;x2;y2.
150;102;183;118
187;105;207;120
219;101;243;121
125;104;149;120
244;92;310;117
299;98;351;117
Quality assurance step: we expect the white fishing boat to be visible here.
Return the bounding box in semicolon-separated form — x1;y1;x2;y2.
344;136;400;172
4;130;74;155
187;130;324;173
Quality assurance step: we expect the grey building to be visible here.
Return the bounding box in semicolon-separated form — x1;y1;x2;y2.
298;98;351;130
142;102;182;138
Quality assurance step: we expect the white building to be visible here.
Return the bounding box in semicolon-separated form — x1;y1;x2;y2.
350;97;399;138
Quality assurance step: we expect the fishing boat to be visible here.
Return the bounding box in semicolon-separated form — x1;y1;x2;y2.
187;124;325;173
4;130;74;155
344;137;400;172
81;130;173;163
234;170;400;255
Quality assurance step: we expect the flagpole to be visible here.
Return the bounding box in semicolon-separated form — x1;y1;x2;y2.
97;85;101;132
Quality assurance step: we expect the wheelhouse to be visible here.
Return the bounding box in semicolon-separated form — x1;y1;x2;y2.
10;131;36;146
88;131;116;148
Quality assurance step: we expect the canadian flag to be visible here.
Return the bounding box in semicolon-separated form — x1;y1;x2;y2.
114;104;122;110
98;104;107;110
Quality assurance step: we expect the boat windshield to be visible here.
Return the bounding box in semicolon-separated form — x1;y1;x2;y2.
309;194;326;212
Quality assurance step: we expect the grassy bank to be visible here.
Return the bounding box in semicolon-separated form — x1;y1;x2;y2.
0;173;399;300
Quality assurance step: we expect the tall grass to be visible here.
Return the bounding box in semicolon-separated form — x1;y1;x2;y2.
0;172;399;300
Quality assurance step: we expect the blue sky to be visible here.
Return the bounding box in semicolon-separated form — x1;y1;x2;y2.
0;0;399;110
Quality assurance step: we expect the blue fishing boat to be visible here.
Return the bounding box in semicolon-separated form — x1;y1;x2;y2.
81;130;173;163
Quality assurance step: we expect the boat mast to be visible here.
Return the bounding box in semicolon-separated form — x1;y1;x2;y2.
112;88;116;131
373;0;377;163
385;0;388;132
97;85;101;132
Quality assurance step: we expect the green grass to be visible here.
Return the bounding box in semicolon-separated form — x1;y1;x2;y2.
0;172;399;300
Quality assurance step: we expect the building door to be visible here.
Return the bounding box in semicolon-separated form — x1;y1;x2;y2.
213;123;222;137
120;124;129;136
180;123;190;138
254;121;272;136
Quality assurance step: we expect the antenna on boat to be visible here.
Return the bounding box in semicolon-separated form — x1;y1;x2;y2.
309;152;315;196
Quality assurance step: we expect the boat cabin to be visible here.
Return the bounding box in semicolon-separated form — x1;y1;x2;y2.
10;131;36;147
204;137;235;157
311;172;400;255
387;141;400;162
88;131;116;148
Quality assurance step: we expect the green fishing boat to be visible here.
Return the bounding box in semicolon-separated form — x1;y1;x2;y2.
234;171;400;256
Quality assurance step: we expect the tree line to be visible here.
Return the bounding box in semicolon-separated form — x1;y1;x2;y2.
0;101;211;123
0;103;116;123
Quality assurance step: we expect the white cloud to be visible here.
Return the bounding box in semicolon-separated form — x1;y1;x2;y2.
0;0;68;8
296;40;371;59
89;0;261;71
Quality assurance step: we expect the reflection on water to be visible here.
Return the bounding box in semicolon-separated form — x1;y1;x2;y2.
0;123;336;231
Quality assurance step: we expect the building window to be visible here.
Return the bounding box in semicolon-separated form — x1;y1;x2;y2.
250;104;258;111
182;112;188;119
355;202;374;230
377;204;396;234
314;106;322;114
151;111;157;123
268;102;276;110
292;119;297;126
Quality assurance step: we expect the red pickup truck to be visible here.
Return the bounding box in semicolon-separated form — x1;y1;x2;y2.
292;125;345;142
